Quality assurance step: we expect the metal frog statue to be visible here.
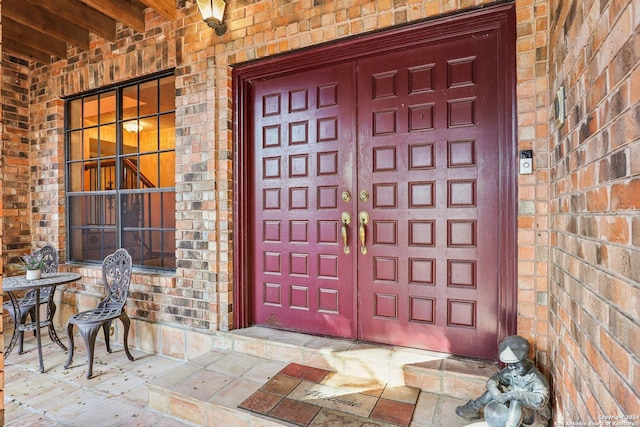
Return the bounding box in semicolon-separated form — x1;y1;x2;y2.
455;335;551;427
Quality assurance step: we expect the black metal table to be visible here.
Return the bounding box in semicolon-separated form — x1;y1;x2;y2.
3;272;82;372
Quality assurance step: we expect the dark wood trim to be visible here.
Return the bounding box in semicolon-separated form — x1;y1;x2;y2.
233;3;518;348
495;4;519;345
232;69;251;328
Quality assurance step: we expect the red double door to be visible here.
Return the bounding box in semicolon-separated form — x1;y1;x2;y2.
250;29;508;359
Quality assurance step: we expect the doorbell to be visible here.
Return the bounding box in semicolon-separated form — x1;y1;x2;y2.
519;150;533;175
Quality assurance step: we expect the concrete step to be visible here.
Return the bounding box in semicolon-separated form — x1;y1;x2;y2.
213;326;497;398
148;326;497;426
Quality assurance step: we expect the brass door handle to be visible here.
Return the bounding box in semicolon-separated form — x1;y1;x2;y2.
358;211;369;254
341;212;351;254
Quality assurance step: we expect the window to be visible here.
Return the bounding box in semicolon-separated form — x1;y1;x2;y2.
66;74;176;269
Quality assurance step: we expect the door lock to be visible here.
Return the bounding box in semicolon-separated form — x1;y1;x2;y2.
359;190;369;202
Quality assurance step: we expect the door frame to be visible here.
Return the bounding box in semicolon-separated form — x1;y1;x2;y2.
233;3;517;354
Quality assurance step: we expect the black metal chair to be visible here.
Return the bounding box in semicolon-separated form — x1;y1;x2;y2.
64;248;134;378
3;245;59;354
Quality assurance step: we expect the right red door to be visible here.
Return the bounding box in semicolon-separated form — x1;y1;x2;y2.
355;32;502;359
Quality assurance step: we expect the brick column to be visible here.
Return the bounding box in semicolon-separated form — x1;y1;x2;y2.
514;0;551;370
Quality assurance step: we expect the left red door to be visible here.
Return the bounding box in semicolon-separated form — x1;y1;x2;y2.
251;62;357;337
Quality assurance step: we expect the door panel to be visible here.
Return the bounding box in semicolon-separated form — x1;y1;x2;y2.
252;63;357;337
356;33;501;359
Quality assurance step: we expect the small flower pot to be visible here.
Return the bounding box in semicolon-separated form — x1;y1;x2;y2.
26;269;42;281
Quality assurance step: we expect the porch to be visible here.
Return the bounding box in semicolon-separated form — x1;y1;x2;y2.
4;324;494;426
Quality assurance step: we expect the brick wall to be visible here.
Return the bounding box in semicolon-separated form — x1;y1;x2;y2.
548;0;640;421
1;55;31;272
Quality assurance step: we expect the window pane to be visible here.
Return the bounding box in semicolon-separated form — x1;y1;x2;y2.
84;128;99;158
121;194;142;227
159;113;175;151
69;130;83;161
122;85;139;120
69;228;86;261
69;228;117;263
69;162;83;192
123;130;138;154
139;154;159;188
69;196;87;226
121;156;139;189
122;230;175;268
99;91;117;124
83;94;99;127
131;192;177;230
100;161;118;191
123;233;143;265
139;117;158;153
123;119;143;134
99;124;117;157
144;231;163;267
70;99;83;129
122;132;139;153
159;152;175;187
159;76;175;113
139;80;158;116
162;192;176;228
162;231;176;268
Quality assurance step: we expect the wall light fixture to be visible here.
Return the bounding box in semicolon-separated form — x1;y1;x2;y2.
196;0;227;36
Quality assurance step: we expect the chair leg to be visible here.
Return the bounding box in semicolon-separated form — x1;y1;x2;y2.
64;323;75;369
78;325;101;379
120;313;134;361
103;320;112;353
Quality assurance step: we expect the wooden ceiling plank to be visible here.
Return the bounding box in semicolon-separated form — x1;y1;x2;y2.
80;0;146;33
138;0;177;20
36;0;118;42
3;0;90;50
3;37;54;63
3;17;68;59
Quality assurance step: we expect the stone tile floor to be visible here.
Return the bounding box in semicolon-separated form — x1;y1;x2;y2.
4;326;482;426
4;332;196;426
239;362;419;426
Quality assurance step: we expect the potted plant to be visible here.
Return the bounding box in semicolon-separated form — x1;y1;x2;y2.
21;252;44;280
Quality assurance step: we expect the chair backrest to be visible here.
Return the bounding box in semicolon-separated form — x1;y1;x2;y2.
35;245;59;274
99;248;132;310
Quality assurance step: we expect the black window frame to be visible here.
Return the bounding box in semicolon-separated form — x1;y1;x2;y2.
64;71;176;270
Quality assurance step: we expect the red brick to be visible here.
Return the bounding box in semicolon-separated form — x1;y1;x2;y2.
599;216;630;244
611;179;640;209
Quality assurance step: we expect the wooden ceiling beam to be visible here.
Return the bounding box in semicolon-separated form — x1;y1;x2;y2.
2;37;53;64
80;0;146;33
36;0;118;42
0;0;176;60
2;17;68;59
138;0;177;20
3;0;91;50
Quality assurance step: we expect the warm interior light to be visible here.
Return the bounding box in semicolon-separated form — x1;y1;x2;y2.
123;121;144;133
196;0;227;36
